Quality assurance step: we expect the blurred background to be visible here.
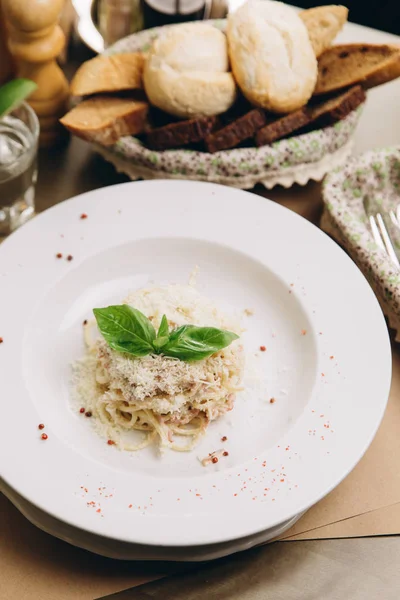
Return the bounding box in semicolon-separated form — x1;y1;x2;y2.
70;0;400;59
295;0;400;35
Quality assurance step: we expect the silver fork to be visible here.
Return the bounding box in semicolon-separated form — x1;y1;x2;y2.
366;204;400;269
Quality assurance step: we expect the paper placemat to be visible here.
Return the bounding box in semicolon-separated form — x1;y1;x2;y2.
0;490;184;600
284;503;400;541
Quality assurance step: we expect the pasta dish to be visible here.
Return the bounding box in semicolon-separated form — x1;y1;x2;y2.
73;282;245;452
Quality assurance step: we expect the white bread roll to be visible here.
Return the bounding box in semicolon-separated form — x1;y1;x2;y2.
143;23;237;119
227;0;318;114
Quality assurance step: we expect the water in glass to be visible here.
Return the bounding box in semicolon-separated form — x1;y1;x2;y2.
0;104;38;237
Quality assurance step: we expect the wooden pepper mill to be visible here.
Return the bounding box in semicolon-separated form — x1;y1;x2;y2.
2;0;69;146
0;1;14;85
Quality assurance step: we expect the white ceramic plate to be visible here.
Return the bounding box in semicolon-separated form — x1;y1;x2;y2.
0;180;391;549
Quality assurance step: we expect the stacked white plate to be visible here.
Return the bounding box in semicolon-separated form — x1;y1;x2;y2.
0;181;391;560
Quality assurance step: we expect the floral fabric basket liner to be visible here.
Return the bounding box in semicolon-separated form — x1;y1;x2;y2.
322;146;400;340
94;20;364;189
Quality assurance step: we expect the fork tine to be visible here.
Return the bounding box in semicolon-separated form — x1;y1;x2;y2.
389;209;399;228
369;215;386;253
376;213;400;268
397;204;400;225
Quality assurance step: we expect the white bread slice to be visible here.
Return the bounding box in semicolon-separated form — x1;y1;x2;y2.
70;53;145;97
60;96;149;146
300;5;348;58
314;44;400;95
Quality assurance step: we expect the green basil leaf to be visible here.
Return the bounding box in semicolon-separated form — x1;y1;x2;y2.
0;79;37;118
93;305;156;357
153;335;169;350
161;325;239;361
157;314;169;339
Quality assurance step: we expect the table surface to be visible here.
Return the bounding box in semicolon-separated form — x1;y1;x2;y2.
2;15;400;600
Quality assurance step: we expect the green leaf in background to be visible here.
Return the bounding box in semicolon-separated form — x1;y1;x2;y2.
93;305;156;357
161;325;239;362
0;79;37;118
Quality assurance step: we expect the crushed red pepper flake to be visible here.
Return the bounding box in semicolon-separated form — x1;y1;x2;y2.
212;456;218;464
38;424;45;430
128;504;133;508
56;253;62;259
96;508;101;513
83;319;88;326
223;451;229;457
85;411;92;417
301;329;307;336
221;436;227;442
79;407;85;414
330;355;334;359
269;397;275;404
107;439;115;445
260;345;266;351
41;433;48;440
67;254;73;261
80;213;88;220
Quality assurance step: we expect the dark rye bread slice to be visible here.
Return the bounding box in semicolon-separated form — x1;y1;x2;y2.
255;108;309;147
145;116;218;150
307;85;366;128
255;85;366;147
204;108;266;153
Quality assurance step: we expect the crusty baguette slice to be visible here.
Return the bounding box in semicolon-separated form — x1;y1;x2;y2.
60;96;149;146
70;53;145;97
314;44;400;95
300;5;348;58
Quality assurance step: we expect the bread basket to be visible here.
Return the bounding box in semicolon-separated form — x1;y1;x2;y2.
93;20;364;189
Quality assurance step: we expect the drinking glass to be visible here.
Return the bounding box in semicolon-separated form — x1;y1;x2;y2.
0;102;39;237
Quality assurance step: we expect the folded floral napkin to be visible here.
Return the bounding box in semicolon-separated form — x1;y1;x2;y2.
321;146;400;340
